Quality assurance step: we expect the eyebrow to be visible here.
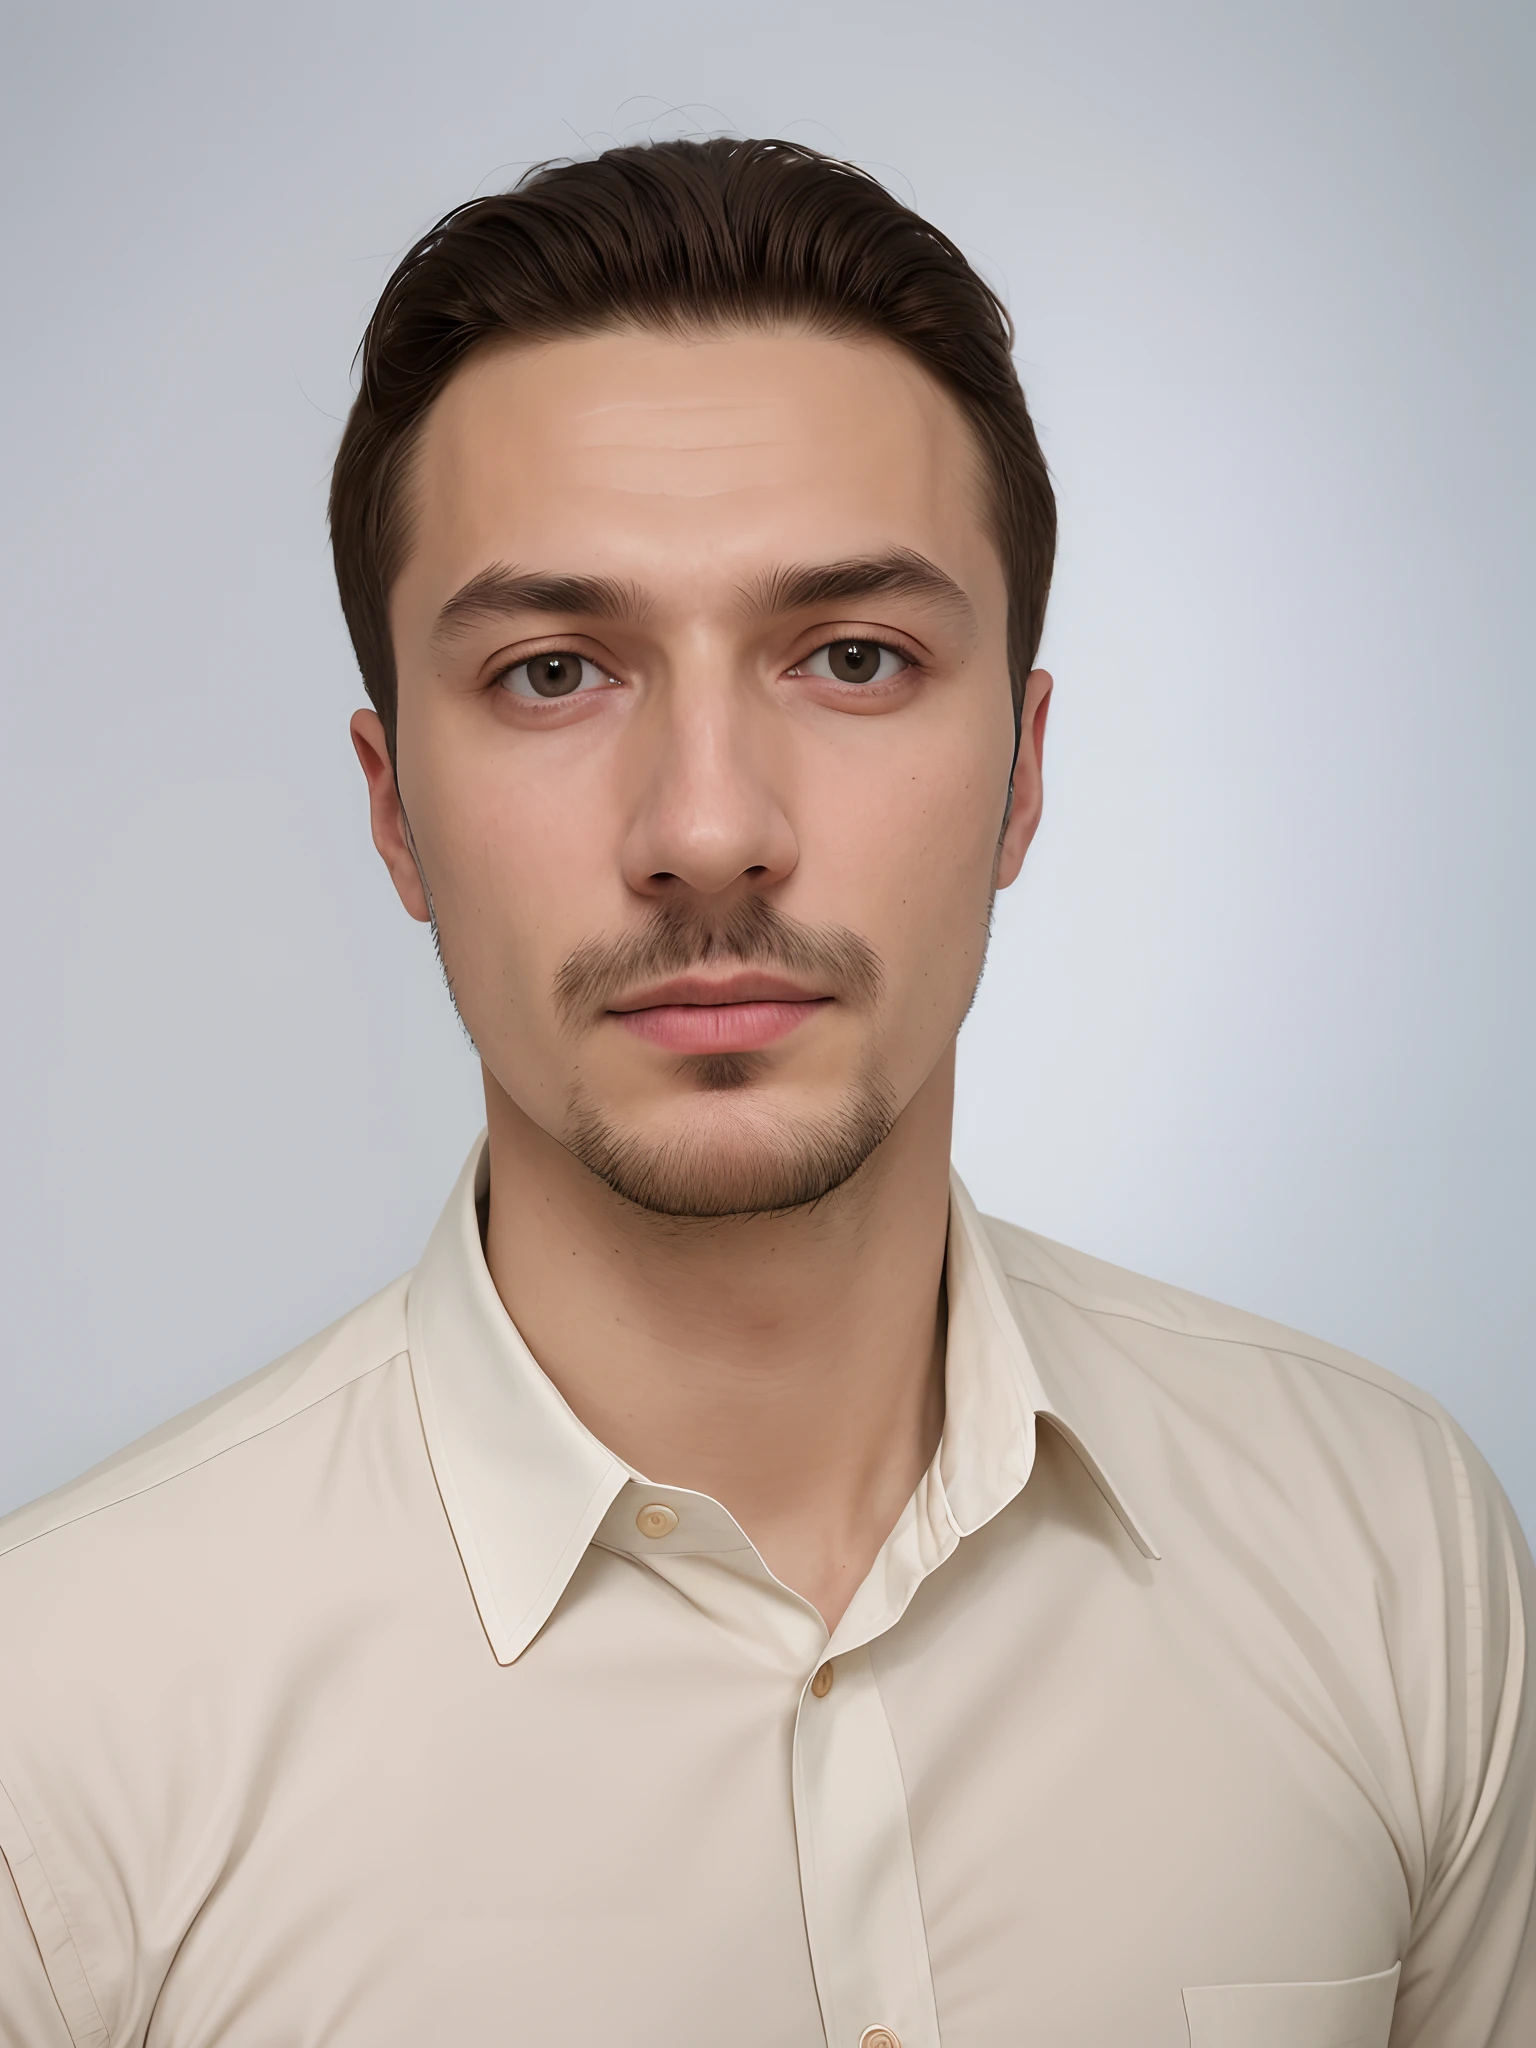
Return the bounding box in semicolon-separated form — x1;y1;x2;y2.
742;549;978;633
429;565;651;647
428;546;977;650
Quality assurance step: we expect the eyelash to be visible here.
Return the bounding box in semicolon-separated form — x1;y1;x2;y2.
789;637;921;687
486;633;926;698
491;649;615;701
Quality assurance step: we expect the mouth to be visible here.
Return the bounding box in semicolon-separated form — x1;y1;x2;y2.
607;971;831;1054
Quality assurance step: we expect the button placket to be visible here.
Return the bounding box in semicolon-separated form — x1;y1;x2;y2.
792;1644;939;2048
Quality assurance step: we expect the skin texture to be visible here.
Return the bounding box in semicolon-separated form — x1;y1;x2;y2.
354;326;1051;1627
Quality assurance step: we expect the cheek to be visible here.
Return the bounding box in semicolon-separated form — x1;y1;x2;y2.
411;746;610;988
815;743;1005;979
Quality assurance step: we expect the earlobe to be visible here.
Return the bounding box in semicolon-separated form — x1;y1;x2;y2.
349;709;432;924
993;788;1035;889
994;667;1051;889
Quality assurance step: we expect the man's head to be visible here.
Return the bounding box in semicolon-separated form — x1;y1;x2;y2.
333;139;1056;1218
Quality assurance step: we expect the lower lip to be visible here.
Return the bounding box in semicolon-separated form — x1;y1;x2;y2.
611;999;827;1053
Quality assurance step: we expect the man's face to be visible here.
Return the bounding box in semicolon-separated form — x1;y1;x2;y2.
358;325;1048;1216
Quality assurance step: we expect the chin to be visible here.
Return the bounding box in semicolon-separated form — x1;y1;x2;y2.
562;1062;897;1219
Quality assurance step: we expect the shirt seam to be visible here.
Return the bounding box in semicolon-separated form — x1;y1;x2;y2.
0;1774;109;2048
0;1351;407;1566
1002;1270;1446;1423
1434;1409;1486;1862
866;1646;942;2033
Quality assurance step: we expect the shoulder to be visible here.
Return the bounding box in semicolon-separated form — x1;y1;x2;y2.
982;1214;1536;1966
0;1274;413;1578
0;1273;423;1810
979;1208;1536;1746
982;1208;1451;1429
0;1277;422;2037
977;1210;1516;1600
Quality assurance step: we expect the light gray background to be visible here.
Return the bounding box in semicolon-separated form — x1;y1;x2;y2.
2;1;1530;1532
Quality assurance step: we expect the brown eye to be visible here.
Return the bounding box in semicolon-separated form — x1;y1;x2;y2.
801;639;908;685
500;652;608;699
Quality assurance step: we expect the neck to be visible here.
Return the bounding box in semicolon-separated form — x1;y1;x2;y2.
480;1054;955;1632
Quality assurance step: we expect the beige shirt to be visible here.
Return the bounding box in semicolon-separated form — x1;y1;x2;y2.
1;1139;1531;2048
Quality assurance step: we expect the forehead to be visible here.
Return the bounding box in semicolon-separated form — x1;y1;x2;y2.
396;326;998;613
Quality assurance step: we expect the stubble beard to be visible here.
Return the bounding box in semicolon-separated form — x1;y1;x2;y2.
551;896;899;1220
563;1042;899;1220
432;886;995;1223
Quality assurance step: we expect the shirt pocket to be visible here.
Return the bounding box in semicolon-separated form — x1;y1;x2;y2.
1182;1963;1400;2048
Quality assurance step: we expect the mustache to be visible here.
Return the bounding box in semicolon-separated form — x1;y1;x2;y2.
552;897;884;1030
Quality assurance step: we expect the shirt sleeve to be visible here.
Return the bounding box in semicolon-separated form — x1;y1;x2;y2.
1391;1422;1536;2045
0;1856;77;2048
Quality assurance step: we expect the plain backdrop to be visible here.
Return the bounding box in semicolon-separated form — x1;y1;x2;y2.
1;0;1531;1534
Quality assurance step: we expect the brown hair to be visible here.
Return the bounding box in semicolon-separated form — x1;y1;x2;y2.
329;137;1055;753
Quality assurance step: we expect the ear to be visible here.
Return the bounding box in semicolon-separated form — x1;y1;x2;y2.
994;669;1052;889
350;709;432;924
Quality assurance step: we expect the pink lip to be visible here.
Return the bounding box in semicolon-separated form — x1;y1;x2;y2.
609;973;830;1054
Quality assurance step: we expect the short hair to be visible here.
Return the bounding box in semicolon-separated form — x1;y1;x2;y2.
329;137;1055;753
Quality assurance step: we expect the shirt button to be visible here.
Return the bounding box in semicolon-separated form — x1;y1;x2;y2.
810;1661;835;1698
859;2030;901;2048
635;1503;679;1539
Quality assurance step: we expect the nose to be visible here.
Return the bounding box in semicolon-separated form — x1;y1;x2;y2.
619;670;799;904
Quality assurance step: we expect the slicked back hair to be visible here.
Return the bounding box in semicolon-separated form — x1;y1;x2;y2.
329;138;1055;755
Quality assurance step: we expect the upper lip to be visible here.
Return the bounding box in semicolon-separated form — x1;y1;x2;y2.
608;971;829;1013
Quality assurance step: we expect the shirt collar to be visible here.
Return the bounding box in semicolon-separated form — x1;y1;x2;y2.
942;1172;1158;1560
407;1134;1156;1665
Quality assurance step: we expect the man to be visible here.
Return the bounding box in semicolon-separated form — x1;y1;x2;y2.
0;137;1530;2048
